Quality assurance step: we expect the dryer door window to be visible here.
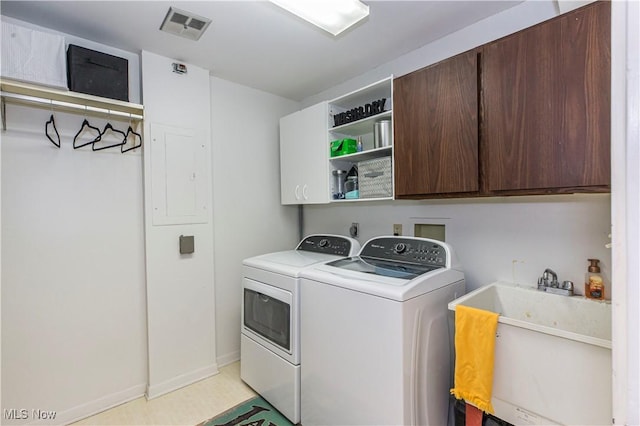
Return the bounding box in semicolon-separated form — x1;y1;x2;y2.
244;288;291;351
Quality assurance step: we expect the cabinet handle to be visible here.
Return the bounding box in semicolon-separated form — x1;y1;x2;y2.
295;185;301;200
364;171;384;178
302;184;309;200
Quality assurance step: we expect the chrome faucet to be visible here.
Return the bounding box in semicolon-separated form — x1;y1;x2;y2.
540;268;559;288
537;268;574;296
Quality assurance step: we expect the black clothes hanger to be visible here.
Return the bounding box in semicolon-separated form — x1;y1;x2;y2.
73;118;102;149
121;125;142;153
92;122;126;151
45;114;61;148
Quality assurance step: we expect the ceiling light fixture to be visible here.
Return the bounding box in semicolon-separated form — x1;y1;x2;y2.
269;0;369;36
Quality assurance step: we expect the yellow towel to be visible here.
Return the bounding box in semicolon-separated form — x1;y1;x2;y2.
450;304;499;414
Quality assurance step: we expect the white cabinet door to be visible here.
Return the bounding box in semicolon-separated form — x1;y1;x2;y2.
279;101;329;205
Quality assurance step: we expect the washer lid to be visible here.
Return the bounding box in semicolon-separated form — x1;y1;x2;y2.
300;262;464;301
243;234;361;277
326;256;441;280
243;250;349;277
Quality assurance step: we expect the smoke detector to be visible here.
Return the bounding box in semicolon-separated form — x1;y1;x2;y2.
160;7;211;41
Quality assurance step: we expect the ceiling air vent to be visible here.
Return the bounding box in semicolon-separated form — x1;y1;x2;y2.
160;7;211;41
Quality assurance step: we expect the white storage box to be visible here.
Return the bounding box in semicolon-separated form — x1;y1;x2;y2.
1;21;67;89
358;157;392;199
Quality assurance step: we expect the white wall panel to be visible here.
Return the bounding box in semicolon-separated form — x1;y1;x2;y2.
141;51;217;397
209;77;299;365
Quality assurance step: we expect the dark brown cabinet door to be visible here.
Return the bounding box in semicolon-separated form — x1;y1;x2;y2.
482;1;610;193
393;50;479;197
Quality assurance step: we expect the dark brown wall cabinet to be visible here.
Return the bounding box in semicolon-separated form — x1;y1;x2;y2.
394;51;479;197
482;1;610;194
393;1;610;199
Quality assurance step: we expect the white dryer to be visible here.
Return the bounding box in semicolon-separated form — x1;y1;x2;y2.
241;234;360;424
299;236;465;426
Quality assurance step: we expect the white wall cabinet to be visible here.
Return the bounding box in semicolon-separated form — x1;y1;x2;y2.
279;78;394;205
279;101;329;204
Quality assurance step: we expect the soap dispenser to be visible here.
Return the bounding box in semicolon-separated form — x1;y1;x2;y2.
585;258;605;300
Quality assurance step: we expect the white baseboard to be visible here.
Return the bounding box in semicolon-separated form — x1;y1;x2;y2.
216;350;240;368
42;383;146;426
146;363;219;400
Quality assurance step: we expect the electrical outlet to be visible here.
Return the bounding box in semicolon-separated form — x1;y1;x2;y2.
393;224;402;236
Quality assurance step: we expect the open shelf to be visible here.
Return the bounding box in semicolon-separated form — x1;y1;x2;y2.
329;77;392;110
1;79;144;129
327;76;394;202
329;110;392;137
331;196;393;203
330;146;392;163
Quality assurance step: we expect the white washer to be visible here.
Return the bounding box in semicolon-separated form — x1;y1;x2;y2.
241;234;360;424
300;236;465;426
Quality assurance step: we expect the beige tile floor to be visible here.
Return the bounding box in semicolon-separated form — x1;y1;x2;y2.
72;362;256;426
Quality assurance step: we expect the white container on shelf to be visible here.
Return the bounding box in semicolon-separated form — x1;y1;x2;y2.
1;21;67;89
358;157;392;198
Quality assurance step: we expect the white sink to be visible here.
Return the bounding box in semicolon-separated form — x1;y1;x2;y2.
449;281;612;425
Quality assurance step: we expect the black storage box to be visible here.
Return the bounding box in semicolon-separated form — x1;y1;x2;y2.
67;44;129;101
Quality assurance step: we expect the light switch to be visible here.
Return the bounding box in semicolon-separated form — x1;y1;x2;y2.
179;235;194;254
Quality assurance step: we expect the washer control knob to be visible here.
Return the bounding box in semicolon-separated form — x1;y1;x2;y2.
394;243;407;254
318;239;329;248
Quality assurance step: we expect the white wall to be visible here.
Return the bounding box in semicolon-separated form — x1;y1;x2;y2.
141;51;218;398
1;106;147;424
210;77;299;365
304;195;611;293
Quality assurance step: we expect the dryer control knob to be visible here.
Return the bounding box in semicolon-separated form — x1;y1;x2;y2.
394;243;407;254
318;239;329;248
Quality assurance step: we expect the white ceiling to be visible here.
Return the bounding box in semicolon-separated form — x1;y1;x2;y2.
0;1;526;101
